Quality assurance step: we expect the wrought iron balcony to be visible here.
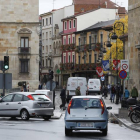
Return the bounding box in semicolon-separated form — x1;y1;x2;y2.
18;47;31;54
61;44;75;51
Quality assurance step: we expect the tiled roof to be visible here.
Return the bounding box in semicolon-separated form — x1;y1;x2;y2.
73;0;118;8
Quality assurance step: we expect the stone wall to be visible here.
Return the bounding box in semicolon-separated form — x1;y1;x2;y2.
0;0;39;22
128;0;140;95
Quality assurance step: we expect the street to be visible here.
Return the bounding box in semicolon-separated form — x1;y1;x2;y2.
0;92;139;140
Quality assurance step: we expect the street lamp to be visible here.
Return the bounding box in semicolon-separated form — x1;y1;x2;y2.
111;21;125;104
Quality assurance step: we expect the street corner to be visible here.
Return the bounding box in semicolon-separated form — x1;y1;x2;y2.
51;111;62;119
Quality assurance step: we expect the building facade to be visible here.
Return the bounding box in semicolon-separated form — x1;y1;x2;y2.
0;0;39;90
128;0;140;94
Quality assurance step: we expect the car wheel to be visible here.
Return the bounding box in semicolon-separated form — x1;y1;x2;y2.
102;126;108;136
20;110;29;120
65;127;72;136
43;116;51;120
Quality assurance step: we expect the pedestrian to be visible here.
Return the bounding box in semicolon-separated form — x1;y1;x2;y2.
103;86;108;99
119;85;123;102
124;87;130;99
23;83;27;92
42;83;47;89
111;85;116;103
107;84;111;99
26;83;29;92
75;86;81;96
60;85;66;109
38;82;42;90
131;85;138;100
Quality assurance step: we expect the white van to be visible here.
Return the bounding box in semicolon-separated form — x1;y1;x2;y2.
66;77;87;102
87;79;101;95
35;90;54;104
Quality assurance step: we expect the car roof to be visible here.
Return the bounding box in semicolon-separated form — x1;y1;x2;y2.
72;95;102;99
8;92;46;96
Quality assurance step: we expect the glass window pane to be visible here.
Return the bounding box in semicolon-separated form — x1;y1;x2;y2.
23;95;29;101
2;95;13;102
21;38;24;47
25;38;29;47
13;94;23;102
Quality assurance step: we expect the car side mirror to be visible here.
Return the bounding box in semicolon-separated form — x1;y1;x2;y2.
107;106;112;110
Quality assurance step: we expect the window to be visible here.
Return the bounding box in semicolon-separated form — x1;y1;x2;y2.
42;33;44;39
73;54;75;63
73;36;75;44
63;37;66;45
2;95;13;102
94;54;97;63
42;59;44;67
89;36;91;49
73;19;76;28
78;38;81;46
63;53;66;63
68;54;71;62
23;95;29;101
69;20;72;29
13;94;23;102
43;46;44;50
50;17;52;24
68;37;71;44
64;21;67;30
42;19;44;26
46;46;48;53
50;45;51;50
46;59;48;66
46;18;48;25
100;33;103;45
46;32;48;39
20;59;29;73
78;55;81;64
50;31;51;36
84;37;86;45
64;56;66;63
94;35;97;43
21;37;29;48
89;54;91;64
84;55;86;64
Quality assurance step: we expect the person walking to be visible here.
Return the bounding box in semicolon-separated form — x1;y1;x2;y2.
108;84;111;99
38;83;42;90
131;85;138;99
124;87;130;99
119;85;123;102
23;83;27;92
42;83;47;89
26;83;29;92
103;86;108;99
75;86;81;96
60;85;66;109
111;85;116;103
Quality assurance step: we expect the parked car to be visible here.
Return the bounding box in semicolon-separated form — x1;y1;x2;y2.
0;92;54;120
66;77;87;102
64;96;112;136
87;79;101;95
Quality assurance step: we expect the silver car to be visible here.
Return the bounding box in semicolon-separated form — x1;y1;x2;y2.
65;96;112;136
0;92;54;120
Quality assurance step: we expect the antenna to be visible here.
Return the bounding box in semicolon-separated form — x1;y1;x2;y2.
53;0;56;10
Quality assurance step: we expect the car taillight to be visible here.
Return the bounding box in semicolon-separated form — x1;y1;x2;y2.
67;99;72;114
100;99;104;114
27;95;34;100
45;95;50;99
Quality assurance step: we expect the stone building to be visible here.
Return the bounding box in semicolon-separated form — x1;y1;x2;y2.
0;0;39;90
128;0;140;94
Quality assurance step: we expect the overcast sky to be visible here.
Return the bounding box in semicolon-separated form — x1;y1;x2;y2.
39;0;128;14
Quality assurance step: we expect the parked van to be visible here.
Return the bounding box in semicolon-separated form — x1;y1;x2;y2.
66;77;87;102
87;79;101;95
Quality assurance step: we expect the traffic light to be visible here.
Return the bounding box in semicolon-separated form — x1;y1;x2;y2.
49;70;54;79
4;56;9;71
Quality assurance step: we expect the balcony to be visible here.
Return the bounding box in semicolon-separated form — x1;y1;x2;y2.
74;63;96;71
61;44;75;51
60;63;74;71
18;47;31;54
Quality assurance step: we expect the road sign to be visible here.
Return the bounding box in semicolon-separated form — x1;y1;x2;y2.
101;76;105;81
119;70;127;79
121;60;129;72
56;69;61;74
96;67;103;77
0;73;12;89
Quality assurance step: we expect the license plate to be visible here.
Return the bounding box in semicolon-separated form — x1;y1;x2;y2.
77;122;93;127
40;104;49;107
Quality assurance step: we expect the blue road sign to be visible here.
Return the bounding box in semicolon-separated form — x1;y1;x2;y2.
119;70;127;79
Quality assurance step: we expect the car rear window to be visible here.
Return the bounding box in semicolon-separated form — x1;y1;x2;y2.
71;98;101;108
32;94;49;101
89;80;100;85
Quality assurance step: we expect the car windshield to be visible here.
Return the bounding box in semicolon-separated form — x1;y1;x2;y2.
71;98;101;108
32;94;49;101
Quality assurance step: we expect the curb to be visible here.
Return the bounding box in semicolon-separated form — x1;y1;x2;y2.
111;112;140;132
51;112;62;119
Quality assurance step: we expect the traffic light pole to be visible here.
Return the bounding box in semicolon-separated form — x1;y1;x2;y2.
3;70;5;96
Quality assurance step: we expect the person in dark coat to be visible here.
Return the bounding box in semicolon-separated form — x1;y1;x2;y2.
38;83;42;90
103;86;108;99
119;85;123;102
60;85;66;109
111;85;116;103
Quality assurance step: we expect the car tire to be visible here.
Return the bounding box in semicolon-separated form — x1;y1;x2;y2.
20;109;29;120
43;115;51;120
65;127;72;136
102;126;108;136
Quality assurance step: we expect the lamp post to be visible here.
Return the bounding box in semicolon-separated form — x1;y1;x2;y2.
111;22;125;104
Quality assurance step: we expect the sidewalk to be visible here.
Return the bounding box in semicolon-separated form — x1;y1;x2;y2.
104;97;140;132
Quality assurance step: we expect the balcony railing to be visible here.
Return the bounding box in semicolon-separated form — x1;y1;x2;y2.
61;44;75;51
18;47;31;54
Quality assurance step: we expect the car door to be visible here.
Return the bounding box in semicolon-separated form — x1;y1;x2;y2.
0;94;14;116
10;94;23;115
